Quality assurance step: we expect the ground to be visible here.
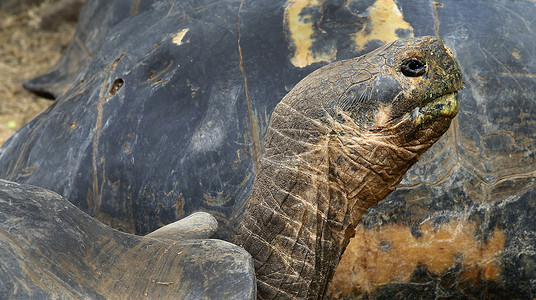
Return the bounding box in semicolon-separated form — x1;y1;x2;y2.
0;0;78;145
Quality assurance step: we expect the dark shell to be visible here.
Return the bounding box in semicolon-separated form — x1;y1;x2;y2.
1;0;535;298
2;0;388;238
23;0;156;99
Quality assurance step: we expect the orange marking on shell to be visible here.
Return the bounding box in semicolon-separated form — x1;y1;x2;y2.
327;220;506;298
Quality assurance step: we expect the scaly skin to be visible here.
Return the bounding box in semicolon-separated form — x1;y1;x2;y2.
230;37;463;299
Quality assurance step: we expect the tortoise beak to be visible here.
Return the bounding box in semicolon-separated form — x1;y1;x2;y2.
411;91;460;126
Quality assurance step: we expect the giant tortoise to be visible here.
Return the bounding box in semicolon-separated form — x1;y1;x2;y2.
0;179;257;299
1;31;463;298
1;0;536;298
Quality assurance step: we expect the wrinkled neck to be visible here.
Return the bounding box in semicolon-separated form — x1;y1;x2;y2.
231;106;423;299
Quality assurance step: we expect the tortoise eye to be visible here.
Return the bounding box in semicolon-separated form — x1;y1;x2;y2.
400;58;426;77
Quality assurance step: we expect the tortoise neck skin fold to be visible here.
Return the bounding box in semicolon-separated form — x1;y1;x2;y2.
230;37;463;300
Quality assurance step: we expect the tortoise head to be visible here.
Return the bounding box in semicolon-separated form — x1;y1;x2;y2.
327;36;463;144
232;37;463;299
285;36;463;148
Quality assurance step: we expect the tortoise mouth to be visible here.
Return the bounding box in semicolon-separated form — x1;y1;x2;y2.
388;91;459;129
411;91;459;125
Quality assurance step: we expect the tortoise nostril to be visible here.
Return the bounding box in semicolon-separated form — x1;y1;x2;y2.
400;58;426;77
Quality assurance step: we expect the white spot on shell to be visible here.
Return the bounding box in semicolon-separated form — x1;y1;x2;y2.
189;83;240;152
172;28;189;46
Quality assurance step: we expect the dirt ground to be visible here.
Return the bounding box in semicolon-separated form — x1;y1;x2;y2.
0;0;78;145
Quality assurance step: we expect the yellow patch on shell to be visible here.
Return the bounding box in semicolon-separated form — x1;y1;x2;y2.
327;220;505;298
354;0;413;50
172;28;189;46
511;48;522;60
284;0;337;68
